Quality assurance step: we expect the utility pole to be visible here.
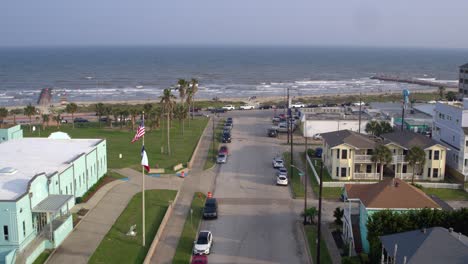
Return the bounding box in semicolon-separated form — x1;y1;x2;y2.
317;159;324;264
358;92;362;133
212;116;215;159
287;87;290;144
304;134;308;225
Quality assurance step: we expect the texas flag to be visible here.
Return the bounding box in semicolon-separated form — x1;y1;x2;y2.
141;145;150;173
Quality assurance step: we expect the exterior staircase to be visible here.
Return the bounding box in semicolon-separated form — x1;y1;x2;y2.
351;215;363;253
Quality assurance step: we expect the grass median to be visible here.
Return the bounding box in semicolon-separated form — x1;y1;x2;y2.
173;192;207;264
203;119;225;170
306;155;343;200
89;189;177;264
421;187;468;200
304;225;333;264
283;152;305;198
23;117;208;171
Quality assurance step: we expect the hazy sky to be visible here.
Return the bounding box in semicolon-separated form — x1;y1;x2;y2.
1;0;468;48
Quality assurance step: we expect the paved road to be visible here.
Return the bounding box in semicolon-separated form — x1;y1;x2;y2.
201;114;309;264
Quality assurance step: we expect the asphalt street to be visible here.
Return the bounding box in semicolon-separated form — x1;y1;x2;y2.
201;111;309;264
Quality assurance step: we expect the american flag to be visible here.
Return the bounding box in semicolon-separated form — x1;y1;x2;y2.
131;117;145;143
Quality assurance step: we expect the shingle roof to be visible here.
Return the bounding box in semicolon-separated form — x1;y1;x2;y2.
345;178;440;209
321;130;376;149
380;227;468;264
460;63;468;68
381;131;444;150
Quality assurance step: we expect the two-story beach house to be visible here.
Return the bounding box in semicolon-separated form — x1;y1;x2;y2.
342;178;441;254
321;130;447;181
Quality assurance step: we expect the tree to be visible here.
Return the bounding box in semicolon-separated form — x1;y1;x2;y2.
333;207;344;226
365;120;380;135
95;103;105;128
104;105;112;127
446;91;457;101
143;103;153;119
65;103;78;129
120;109;129;129
405;146;426;184
174;103;188;135
24;104;37;132
365;120;393;136
129;107;139;131
41;114;50;130
438;86;446;100
177;79;188;104
52;113;61;128
379;121;393;135
186;78;199;120
302;207;318;225
160;88;176;155
371;145;393;180
0;107;8;128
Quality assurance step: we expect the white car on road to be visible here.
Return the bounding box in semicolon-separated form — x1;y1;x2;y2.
222;105;235;111
277;175;288;186
193;231;213;255
272;157;284;168
239;105;255;110
291;102;305;108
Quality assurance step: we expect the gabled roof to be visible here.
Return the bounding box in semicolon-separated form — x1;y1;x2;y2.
321;130;376;149
460;63;468;68
381;131;445;150
345;178;440;209
380;227;468;264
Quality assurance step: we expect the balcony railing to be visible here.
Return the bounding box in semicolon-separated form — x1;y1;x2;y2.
354;155;373;163
353;172;380;180
395;173;422;180
393;155;405;163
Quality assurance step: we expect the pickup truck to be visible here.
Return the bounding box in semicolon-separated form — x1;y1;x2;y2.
222;105;235;111
239;105;255;110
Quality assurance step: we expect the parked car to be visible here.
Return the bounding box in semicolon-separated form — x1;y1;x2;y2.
259;104;272;109
203;198;218;219
276;175;288;186
99;117;109;122
211;108;227;114
239;105;255;110
73;117;89;123
272;116;281;123
267;128;278;137
226;117;233;122
277;167;288;177
193;231;213;255
218;146;229;155
315;147;323;158
222;105;235;111
191;255;208;264
272;157;284;168
224;123;233;130
290;102;305;108
312;134;322;140
217;153;227;164
221;132;231;143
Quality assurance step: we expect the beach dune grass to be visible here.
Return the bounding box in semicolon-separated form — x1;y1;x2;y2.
89;190;177;264
173;192;206;264
23;117;208;170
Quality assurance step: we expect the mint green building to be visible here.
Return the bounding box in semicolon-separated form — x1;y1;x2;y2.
0;125;23;143
0;128;107;264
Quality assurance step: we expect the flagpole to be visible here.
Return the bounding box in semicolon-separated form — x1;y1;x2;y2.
142;111;146;247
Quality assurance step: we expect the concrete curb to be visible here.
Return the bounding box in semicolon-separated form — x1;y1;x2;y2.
188;117;212;169
143;189;182;264
298;222;313;264
188;194;207;264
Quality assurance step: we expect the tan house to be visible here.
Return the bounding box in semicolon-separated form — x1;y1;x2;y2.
321;130;447;181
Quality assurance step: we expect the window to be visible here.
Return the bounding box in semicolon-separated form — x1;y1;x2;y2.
341;149;347;159
453;135;455;143
427;168;431;178
466;141;468;147
22;221;26;237
403;149;408;155
428;150;432;160
336;167;339;177
3;226;8;241
402;165;407;173
66;186;68;194
366;165;372;173
341;168;347;177
434;150;440;160
377;166;381;173
433;168;439;178
336;149;340;159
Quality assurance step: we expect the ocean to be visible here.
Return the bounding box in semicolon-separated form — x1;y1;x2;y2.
0;46;467;106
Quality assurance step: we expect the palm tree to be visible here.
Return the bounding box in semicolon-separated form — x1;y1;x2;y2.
104;106;112;127
160;88;176;155
65;103;78;129
10;108;22;125
189;78;199;119
95;103;105;128
0;107;8;128
41;114;50;130
371;145;393;180
174;103;188;135
120;109;129;129
143;103;153;119
438;86;446;100
405;146;426;184
24;104;37;132
365;120;380;135
177;79;188;104
129;107;139;131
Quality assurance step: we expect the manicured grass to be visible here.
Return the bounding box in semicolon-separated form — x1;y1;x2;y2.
173;192;207;264
32;250;51;264
89;190;177;264
305;155;343;200
284;152;305;198
305;225;333;264
22;118;208;171
203;119;225;170
107;170;127;179
422;187;468;201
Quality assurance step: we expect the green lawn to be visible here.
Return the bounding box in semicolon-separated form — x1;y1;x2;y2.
89;190;177;264
173;192;207;264
305;155;343;200
32;250;51;264
283;152;305;198
304;225;333;264
203;119;225;170
23;118;208;171
422;187;468;201
107;170;127;179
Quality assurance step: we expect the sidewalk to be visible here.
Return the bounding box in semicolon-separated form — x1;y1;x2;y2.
149;118;219;264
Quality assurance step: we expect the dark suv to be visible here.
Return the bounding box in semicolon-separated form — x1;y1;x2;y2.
203;198;218;219
222;131;231;143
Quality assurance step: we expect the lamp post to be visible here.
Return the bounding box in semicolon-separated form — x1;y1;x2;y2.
291;164;307;225
317;158;324;264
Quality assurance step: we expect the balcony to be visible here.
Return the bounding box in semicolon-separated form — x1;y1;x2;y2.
354;172;380;180
392;155;405;163
354;155;373;163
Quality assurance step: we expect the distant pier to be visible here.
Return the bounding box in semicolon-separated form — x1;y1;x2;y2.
371;75;458;88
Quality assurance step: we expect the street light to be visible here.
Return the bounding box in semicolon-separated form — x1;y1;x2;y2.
291;164;307;225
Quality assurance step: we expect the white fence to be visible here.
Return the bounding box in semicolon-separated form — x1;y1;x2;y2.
416;182;462;189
